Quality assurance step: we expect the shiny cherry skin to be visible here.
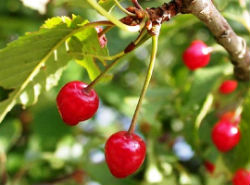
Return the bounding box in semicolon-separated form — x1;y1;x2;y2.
211;120;241;152
105;131;146;178
220;111;241;125
56;81;99;126
182;40;211;70
233;169;250;185
95;26;107;48
204;160;215;174
219;80;238;94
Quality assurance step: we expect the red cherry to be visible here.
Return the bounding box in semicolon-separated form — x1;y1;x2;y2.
105;131;146;178
219;80;238;94
211;120;241;152
95;26;108;48
56;81;99;126
182;40;211;70
204;160;215;174
233;169;250;185
220;111;241;125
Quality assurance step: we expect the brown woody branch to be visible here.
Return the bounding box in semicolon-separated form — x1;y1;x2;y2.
123;0;250;80
181;0;250;81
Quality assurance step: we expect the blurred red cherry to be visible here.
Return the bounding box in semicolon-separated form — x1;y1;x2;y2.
219;80;238;94
211;120;241;152
182;40;211;70
233;169;250;185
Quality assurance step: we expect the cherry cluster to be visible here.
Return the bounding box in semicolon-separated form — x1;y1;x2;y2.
55;27;146;179
56;80;146;178
183;40;249;185
56;34;250;182
55;19;249;182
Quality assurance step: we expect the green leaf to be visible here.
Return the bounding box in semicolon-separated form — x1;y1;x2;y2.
84;162;138;185
68;26;109;80
183;64;230;147
223;89;250;171
0;15;108;123
31;103;73;151
186;64;230;110
77;57;101;80
0;119;22;152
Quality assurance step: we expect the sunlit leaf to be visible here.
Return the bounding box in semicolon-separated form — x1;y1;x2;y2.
0;15;109;123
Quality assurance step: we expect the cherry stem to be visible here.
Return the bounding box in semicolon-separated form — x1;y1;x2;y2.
78;28;147;61
128;35;159;134
114;0;136;16
233;106;242;124
132;0;143;10
195;93;214;130
86;0;142;32
85;56;123;92
86;30;150;92
73;21;114;35
98;26;114;37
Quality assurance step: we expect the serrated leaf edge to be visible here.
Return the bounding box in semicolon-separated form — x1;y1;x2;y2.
0;22;94;123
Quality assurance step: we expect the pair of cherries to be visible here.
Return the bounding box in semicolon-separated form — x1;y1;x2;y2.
57;38;240;178
56;81;146;178
56;26;145;178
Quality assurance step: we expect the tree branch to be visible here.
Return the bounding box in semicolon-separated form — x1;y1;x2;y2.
121;0;249;80
181;0;250;81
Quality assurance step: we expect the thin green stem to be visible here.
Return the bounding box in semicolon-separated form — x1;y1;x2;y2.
98;26;113;37
128;35;159;133
134;27;147;45
86;0;142;32
86;57;122;92
86;33;151;92
114;0;136;16
195;93;214;130
132;0;143;10
234;105;243;123
72;21;114;35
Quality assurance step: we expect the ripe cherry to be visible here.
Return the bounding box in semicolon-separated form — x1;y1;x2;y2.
211;120;241;152
95;26;107;48
219;80;238;94
56;81;99;126
182;40;211;70
204;160;215;174
105;131;146;178
220;111;241;125
232;169;250;185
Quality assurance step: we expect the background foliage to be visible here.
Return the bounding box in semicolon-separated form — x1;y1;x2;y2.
0;0;250;184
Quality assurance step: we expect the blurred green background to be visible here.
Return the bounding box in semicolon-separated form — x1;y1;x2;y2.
0;0;250;184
